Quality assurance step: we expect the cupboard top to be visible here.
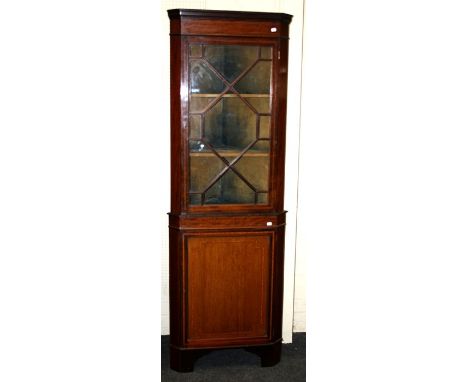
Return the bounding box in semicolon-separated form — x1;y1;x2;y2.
168;9;292;39
168;9;292;23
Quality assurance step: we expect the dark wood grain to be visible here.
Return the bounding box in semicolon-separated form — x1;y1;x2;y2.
179;19;285;39
168;8;292;23
168;8;292;372
169;32;182;214
186;233;272;344
169;211;286;230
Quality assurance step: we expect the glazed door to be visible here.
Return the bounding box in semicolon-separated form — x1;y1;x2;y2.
186;41;276;209
184;232;274;346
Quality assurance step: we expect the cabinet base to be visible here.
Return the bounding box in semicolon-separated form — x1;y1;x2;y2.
170;346;211;372
169;341;282;372
245;340;282;367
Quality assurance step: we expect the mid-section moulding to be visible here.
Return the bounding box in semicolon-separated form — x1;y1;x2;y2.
168;211;287;231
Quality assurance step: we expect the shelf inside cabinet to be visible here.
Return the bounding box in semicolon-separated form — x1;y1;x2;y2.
190;149;269;157
190;93;270;98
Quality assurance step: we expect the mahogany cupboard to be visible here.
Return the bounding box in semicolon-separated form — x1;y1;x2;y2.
167;9;292;372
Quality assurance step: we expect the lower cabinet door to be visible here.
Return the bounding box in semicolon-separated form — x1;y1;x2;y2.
184;231;274;346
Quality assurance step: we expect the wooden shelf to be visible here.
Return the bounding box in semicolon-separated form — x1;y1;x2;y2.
190;149;269;157
190;93;270;98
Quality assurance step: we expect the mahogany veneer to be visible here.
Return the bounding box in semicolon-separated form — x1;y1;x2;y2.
168;9;292;372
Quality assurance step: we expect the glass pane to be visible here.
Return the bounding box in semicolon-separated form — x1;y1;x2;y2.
189;194;202;205
190;154;226;193
190;45;203;58
204;96;256;153
260;47;272;59
188;43;273;206
235;61;271;94
190;60;225;94
259;116;270;138
189;115;202;139
204;45;258;82
243;96;271;114
189;139;206;152
189;95;217;113
257;193;268;204
233;141;270;192
205;170;255;204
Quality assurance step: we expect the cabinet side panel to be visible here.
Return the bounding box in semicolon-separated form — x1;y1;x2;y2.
272;35;289;211
169;33;183;213
185;233;272;344
169;227;184;345
271;224;285;340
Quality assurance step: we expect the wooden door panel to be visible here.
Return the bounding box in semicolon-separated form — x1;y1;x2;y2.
185;233;272;344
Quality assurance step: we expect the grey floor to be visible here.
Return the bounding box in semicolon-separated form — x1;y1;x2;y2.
161;333;306;382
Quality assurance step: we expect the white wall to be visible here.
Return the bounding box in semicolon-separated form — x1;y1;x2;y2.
159;0;306;341
1;2;163;381
303;0;468;381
